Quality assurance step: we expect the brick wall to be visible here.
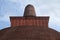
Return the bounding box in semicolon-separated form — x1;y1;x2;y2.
10;17;49;28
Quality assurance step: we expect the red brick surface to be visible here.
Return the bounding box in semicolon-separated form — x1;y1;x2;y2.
0;26;60;40
10;17;49;27
0;16;60;40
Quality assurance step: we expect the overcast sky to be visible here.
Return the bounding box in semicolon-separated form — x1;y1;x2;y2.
0;0;60;32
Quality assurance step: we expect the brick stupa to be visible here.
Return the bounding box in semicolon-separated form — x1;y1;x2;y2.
0;4;60;40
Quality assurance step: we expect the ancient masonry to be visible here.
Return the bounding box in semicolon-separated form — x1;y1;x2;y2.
0;4;60;40
10;5;49;27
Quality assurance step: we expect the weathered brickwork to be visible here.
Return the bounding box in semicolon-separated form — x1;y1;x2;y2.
0;26;60;40
10;17;49;27
24;4;36;17
0;4;60;40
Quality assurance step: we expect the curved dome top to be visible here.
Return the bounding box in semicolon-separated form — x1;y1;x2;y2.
23;4;36;17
